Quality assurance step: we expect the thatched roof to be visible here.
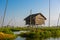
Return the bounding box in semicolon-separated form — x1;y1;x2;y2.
24;13;47;20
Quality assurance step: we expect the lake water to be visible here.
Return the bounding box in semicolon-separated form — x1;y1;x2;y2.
14;31;60;40
15;36;26;40
14;37;60;40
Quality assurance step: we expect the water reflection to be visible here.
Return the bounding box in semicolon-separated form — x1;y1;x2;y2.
26;37;60;40
15;36;47;40
25;37;48;40
15;36;25;40
14;36;60;40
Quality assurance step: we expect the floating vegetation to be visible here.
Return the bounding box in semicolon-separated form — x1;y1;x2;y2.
0;32;16;40
19;27;60;38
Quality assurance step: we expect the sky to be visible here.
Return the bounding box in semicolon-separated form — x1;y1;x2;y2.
0;0;60;26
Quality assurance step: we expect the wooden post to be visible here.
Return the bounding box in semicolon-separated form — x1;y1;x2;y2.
49;0;50;27
35;24;38;32
30;10;32;27
30;10;32;31
1;0;8;27
57;14;60;27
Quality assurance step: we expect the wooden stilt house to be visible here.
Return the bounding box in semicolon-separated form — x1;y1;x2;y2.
24;13;47;25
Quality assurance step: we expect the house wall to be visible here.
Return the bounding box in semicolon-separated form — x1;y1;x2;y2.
26;20;30;25
26;18;35;25
35;14;45;25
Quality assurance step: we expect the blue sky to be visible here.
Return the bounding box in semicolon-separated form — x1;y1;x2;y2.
0;0;60;26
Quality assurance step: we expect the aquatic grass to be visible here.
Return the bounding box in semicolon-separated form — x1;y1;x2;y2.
19;27;60;38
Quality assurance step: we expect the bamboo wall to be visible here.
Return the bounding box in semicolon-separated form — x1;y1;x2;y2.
35;15;45;25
